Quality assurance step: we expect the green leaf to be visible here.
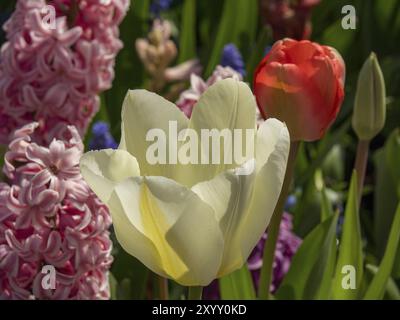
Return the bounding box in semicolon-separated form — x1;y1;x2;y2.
219;264;256;300
332;171;363;299
204;0;257;77
320;18;357;57
384;129;400;195
293;173;323;237
245;26;272;84
198;0;224;58
314;170;335;222
364;202;400;299
321;185;335;222
365;264;400;300
374;0;400;45
275;213;339;300
177;0;196;63
393;249;400;280
374;147;400;278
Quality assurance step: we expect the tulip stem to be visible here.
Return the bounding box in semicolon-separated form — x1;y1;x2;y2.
158;276;169;300
258;141;299;299
354;139;370;205
188;286;203;300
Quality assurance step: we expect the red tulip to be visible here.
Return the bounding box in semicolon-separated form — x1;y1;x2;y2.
254;39;345;141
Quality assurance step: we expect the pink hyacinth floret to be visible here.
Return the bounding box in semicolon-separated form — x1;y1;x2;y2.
0;0;130;145
0;122;113;300
176;65;242;118
176;65;264;124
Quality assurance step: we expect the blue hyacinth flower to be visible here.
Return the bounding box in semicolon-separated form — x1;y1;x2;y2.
220;43;246;77
150;0;174;16
89;121;118;151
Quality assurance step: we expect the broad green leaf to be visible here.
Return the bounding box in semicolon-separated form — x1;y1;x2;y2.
275;213;339;300
245;26;272;84
384;129;400;195
385;274;400;299
374;147;400;278
365;264;400;300
374;0;400;53
321;185;335;222
364;202;400;299
293;172;322;237
393;249;400;280
219;264;256;300
314;170;334;222
177;0;196;63
320;18;357;57
198;0;224;58
204;0;257;77
332;171;363;299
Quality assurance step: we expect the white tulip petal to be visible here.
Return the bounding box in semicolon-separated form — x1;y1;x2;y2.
118;121;127;150
79;149;140;203
121;89;189;178
175;79;257;187
107;180;167;278
189;79;256;133
255;118;290;172
109;175;224;285
191;121;290;277
142;176;224;286
192;160;256;276
238;123;290;260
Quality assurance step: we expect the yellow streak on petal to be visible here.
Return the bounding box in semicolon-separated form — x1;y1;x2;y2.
139;183;188;280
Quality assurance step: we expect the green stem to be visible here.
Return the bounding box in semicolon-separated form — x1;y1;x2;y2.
354;139;370;205
258;141;299;299
158;276;169;300
188;286;203;300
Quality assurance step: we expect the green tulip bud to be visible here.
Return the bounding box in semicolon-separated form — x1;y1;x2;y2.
352;52;386;141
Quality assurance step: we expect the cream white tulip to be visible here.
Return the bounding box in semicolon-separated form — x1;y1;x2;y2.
80;79;290;286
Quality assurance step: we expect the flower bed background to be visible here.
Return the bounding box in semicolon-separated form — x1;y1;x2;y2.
0;0;400;300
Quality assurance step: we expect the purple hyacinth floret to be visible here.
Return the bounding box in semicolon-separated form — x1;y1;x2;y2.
150;0;174;16
220;43;246;77
89;121;118;150
248;213;302;293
